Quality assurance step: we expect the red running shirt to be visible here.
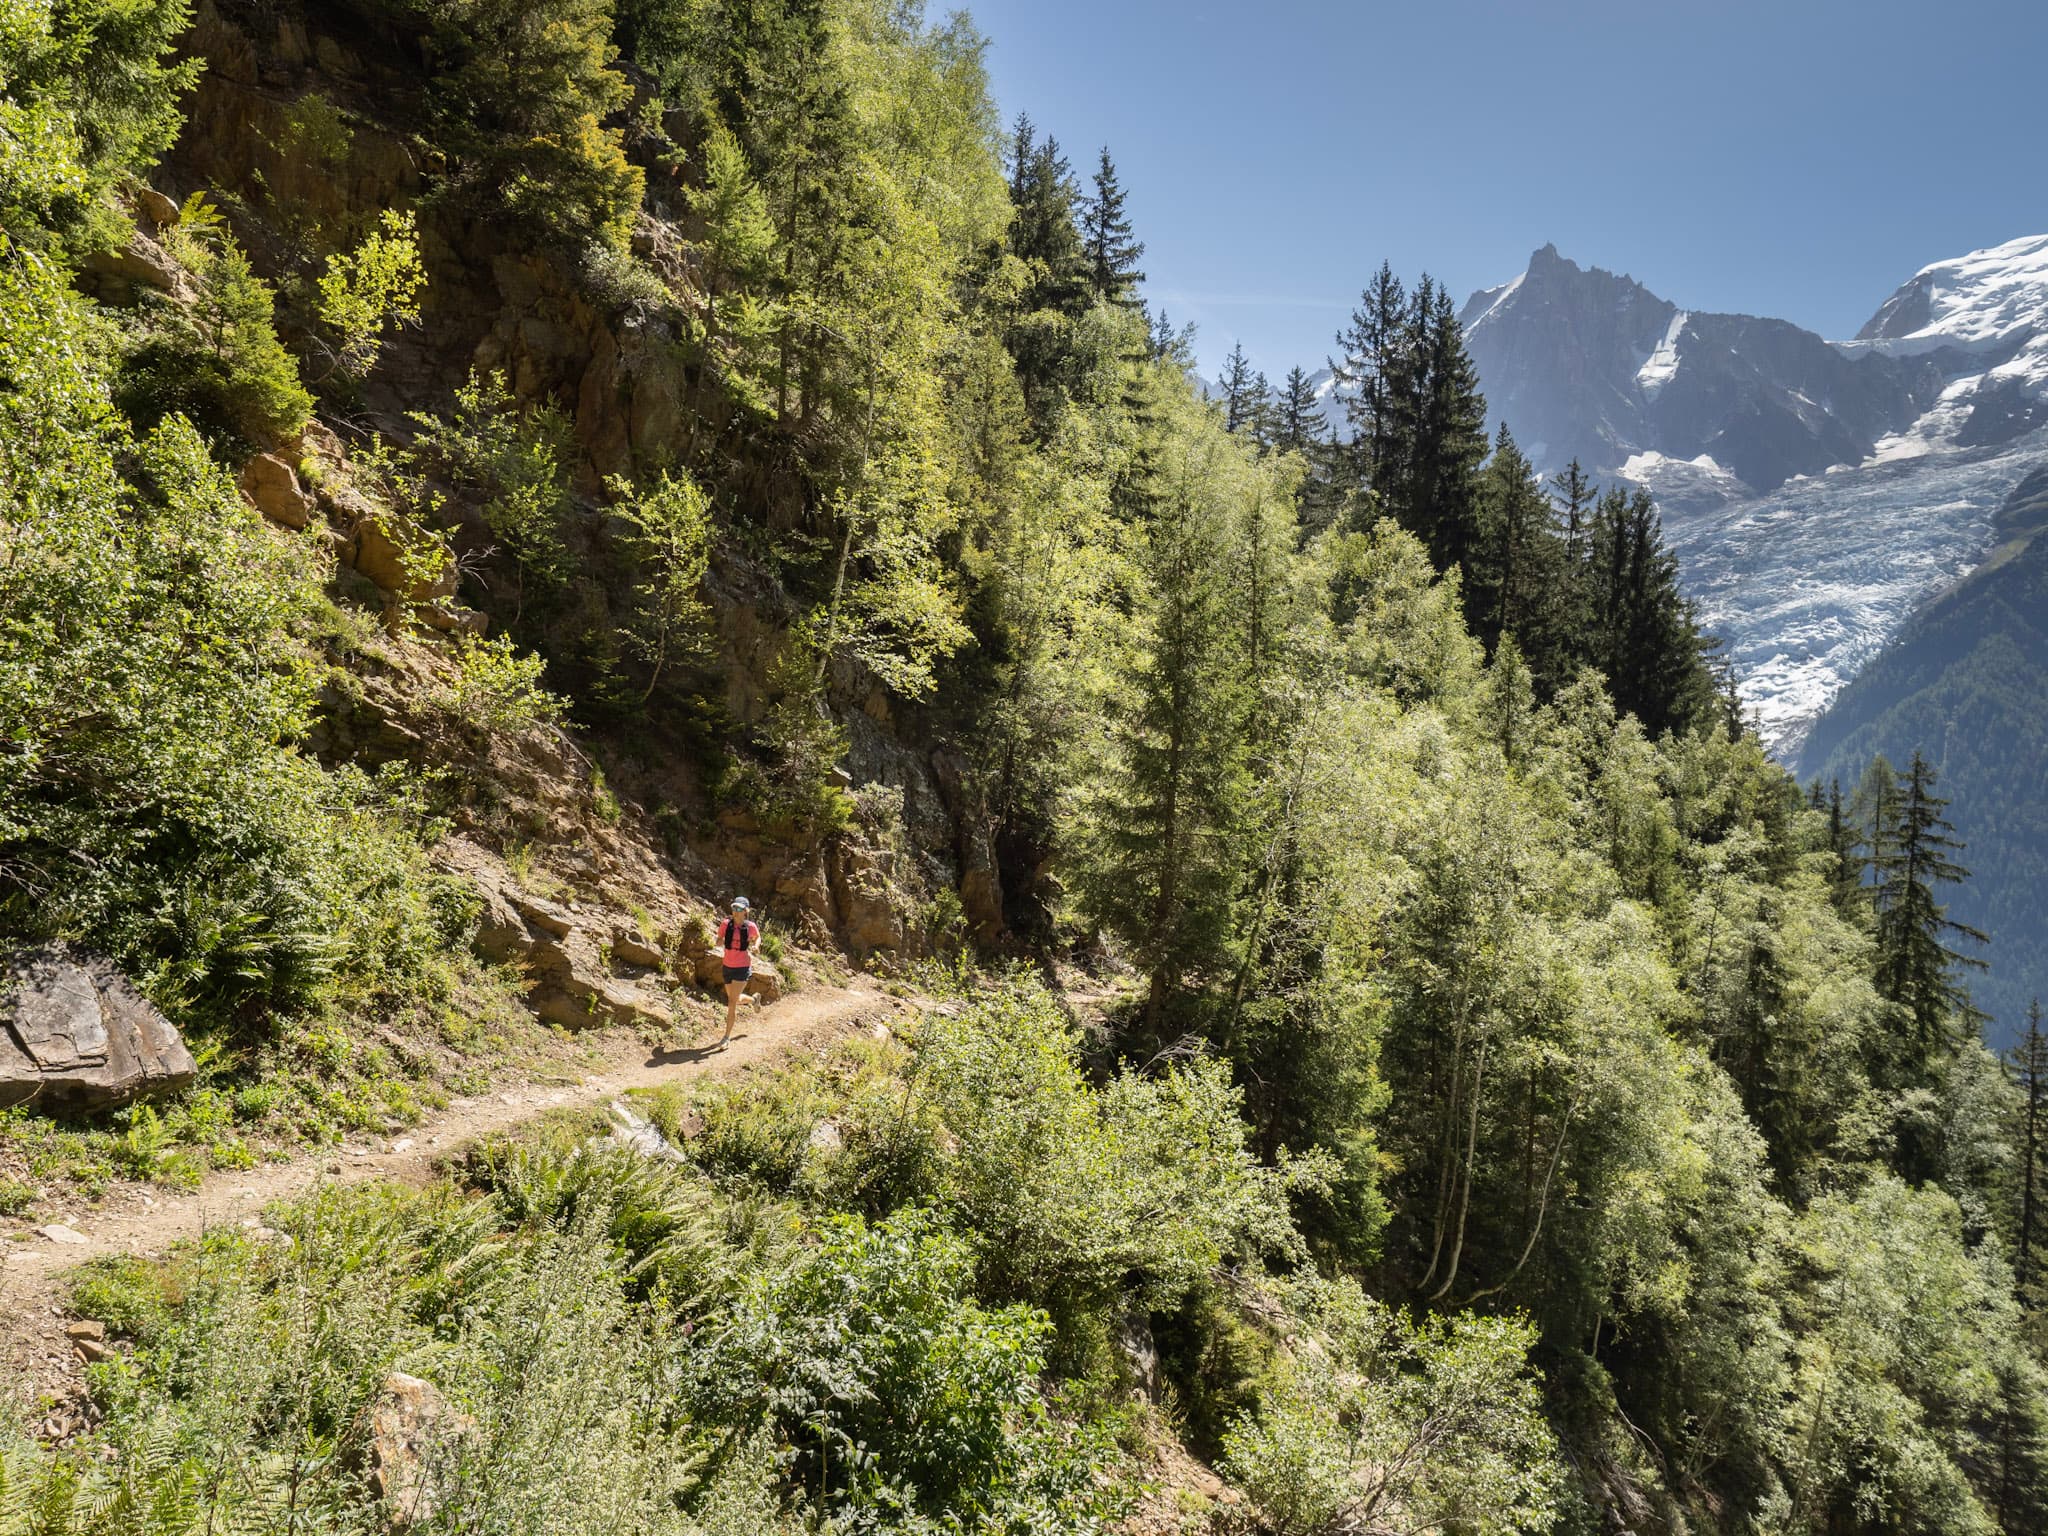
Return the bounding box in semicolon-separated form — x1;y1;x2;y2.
721;919;758;967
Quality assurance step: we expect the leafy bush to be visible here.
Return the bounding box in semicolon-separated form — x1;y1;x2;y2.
5;1139;1122;1535
0;0;198;257
445;631;566;735
313;207;426;382
913;980;1300;1316
0;243;467;1037
406;367;573;612
1221;1277;1567;1536
686;1205;1121;1531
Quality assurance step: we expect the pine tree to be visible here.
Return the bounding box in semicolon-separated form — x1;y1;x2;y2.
2015;999;2048;1300
1331;261;1407;495
1872;751;1988;1057
1080;146;1145;305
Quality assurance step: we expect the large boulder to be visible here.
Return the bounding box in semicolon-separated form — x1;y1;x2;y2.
76;230;184;305
0;948;197;1115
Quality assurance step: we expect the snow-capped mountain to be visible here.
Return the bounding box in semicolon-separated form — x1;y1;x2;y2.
1842;233;2048;457
1457;243;1949;507
1453;237;2048;751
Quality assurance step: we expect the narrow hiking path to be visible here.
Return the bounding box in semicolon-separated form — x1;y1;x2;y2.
3;982;906;1415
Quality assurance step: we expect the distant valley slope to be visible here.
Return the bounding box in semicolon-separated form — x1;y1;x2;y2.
1799;469;2048;1038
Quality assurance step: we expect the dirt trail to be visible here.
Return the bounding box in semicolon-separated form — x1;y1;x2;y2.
3;983;902;1412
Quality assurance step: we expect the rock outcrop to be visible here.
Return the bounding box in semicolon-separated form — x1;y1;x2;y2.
442;839;697;1030
365;1372;472;1528
238;452;316;530
0;948;198;1115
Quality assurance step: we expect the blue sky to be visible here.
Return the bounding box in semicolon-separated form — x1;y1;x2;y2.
960;0;2048;382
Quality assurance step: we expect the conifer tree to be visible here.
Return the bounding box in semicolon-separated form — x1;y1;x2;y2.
1548;459;1595;645
1080;146;1145;305
1008;120;1088;315
1149;307;1196;368
1219;342;1261;435
1872;751;1987;1057
1078;419;1251;1034
1386;278;1489;574
1469;424;1563;670
1332;261;1407;494
1822;778;1865;915
1581;486;1714;735
1274;366;1324;455
1549;459;1596;566
2015;999;2048;1300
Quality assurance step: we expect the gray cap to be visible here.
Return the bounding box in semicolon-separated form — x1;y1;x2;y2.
730;896;751;911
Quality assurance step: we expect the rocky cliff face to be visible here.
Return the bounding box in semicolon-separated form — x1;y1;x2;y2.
133;0;999;990
1456;243;1944;504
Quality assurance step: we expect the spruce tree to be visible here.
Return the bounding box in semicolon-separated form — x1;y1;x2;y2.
1823;778;1864;915
1387;278;1489;574
1469;424;1564;672
1581;485;1714;735
1331;261;1407;495
1872;751;1988;1056
1218;342;1262;435
1274;366;1324;455
1149;307;1196;368
1080;146;1145;305
1548;459;1595;653
1080;423;1250;1034
1008;122;1088;315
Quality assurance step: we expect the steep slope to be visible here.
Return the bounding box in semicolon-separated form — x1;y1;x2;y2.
1799;468;2048;1041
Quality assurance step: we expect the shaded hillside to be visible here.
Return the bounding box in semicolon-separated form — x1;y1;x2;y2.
1801;467;2048;1039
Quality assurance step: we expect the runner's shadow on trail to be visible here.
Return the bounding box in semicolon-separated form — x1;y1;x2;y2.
644;1036;746;1067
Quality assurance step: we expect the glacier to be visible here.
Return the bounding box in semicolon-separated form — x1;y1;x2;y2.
1663;425;2048;753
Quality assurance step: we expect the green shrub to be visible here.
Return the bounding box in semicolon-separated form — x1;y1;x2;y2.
913;979;1300;1316
1221;1277;1567;1536
446;631;566;735
117;195;312;449
406;368;573;608
0;250;474;1038
313;207;426;383
0;0;198;258
685;1205;1123;1530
